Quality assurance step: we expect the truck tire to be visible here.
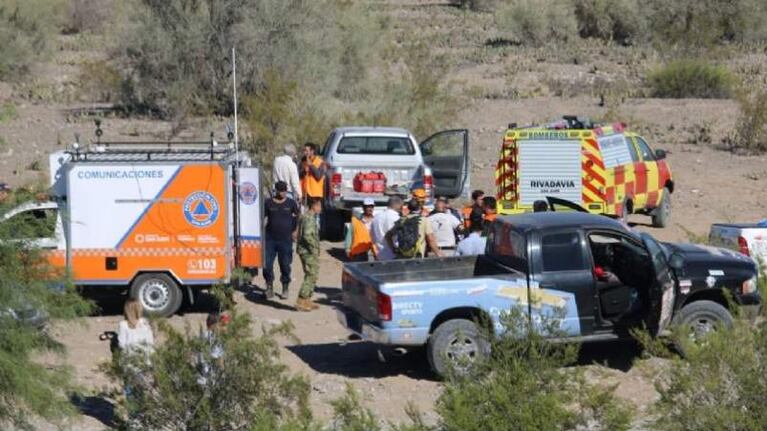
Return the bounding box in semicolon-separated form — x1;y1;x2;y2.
651;187;671;228
672;300;733;353
427;319;490;379
130;273;183;317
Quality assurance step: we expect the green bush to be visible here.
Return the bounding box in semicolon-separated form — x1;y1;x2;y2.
0;0;64;81
573;0;644;44
435;308;632;431
648;60;735;99
114;0;385;119
652;320;767;431
0;189;92;429
495;0;578;46
105;312;312;430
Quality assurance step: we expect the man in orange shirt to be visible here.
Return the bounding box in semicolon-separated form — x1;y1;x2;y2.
300;143;326;202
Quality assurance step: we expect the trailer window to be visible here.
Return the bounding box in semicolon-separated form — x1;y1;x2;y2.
541;232;584;272
337;137;415;155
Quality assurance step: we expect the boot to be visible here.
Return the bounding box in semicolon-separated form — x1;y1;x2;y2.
295;297;312;312
278;282;290;300
307;297;320;310
265;282;275;299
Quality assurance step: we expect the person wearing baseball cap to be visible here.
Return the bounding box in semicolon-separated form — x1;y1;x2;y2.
348;197;377;261
262;180;300;300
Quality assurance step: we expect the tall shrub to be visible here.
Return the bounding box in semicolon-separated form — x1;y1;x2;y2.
0;190;92;429
648;60;735;99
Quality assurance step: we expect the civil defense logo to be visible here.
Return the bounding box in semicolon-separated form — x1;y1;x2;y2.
239;181;258;205
183;191;219;228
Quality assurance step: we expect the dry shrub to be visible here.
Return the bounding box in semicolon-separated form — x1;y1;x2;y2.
572;0;644;44
0;0;64;80
723;88;767;153
63;0;113;34
452;0;500;11
495;0;578;46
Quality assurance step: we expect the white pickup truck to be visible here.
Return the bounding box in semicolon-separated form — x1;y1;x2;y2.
320;127;470;239
709;222;767;267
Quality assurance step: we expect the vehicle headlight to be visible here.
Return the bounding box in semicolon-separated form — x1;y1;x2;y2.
742;274;758;295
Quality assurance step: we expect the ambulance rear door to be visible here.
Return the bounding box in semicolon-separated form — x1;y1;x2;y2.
517;132;583;207
236;166;263;269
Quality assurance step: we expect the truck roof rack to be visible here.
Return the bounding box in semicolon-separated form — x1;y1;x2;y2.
66;140;241;163
66;120;243;162
508;116;627;134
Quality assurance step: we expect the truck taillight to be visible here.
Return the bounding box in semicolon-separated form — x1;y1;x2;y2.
331;172;342;198
377;292;392;321
738;236;750;256
424;174;434;199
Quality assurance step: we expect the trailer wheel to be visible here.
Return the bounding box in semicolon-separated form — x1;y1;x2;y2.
130;273;182;317
672;300;733;355
427;319;490;379
651;187;671;228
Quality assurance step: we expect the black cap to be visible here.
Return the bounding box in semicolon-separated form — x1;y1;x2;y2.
274;181;288;192
0;183;9;191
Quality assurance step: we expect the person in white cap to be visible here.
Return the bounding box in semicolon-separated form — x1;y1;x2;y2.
360;197;376;229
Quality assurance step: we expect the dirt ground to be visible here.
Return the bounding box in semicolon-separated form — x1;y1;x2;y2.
25;94;767;430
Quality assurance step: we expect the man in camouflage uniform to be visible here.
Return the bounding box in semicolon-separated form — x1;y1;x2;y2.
296;197;322;311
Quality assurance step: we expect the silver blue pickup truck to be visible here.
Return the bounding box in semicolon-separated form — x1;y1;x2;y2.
337;212;761;376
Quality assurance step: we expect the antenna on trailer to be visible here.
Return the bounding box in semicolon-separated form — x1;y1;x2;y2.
231;47;239;162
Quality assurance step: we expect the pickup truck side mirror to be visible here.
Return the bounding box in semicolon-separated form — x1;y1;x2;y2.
668;252;684;270
655;149;667;160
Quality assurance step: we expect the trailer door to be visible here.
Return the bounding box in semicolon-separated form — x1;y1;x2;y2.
236;167;263;269
518;139;582;206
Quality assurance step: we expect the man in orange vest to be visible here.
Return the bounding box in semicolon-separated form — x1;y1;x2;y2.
300;142;326;202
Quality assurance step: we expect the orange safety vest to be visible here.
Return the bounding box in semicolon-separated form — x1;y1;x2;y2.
302;156;325;198
348;217;373;257
462;205;473;229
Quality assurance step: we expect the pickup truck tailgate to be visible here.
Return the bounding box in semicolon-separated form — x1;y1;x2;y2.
341;266;381;325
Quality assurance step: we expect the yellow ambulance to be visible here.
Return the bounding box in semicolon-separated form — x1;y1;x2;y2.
495;116;674;227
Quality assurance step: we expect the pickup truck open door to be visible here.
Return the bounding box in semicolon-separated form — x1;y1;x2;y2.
640;233;677;336
420;129;470;199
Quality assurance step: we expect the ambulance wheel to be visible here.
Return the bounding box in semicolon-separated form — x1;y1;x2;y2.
428;319;490;379
652;187;671;228
131;273;182;317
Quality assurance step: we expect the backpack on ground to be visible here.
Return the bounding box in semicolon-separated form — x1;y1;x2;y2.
394;216;421;258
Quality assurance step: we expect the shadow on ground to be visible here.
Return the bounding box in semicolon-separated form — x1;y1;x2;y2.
576;339;643;372
288;341;434;380
81;288;222;317
70;393;119;428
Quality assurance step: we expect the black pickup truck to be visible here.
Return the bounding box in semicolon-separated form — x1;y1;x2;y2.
338;212;762;376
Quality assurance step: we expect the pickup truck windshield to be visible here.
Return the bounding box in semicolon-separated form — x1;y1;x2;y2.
337;137;415;155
